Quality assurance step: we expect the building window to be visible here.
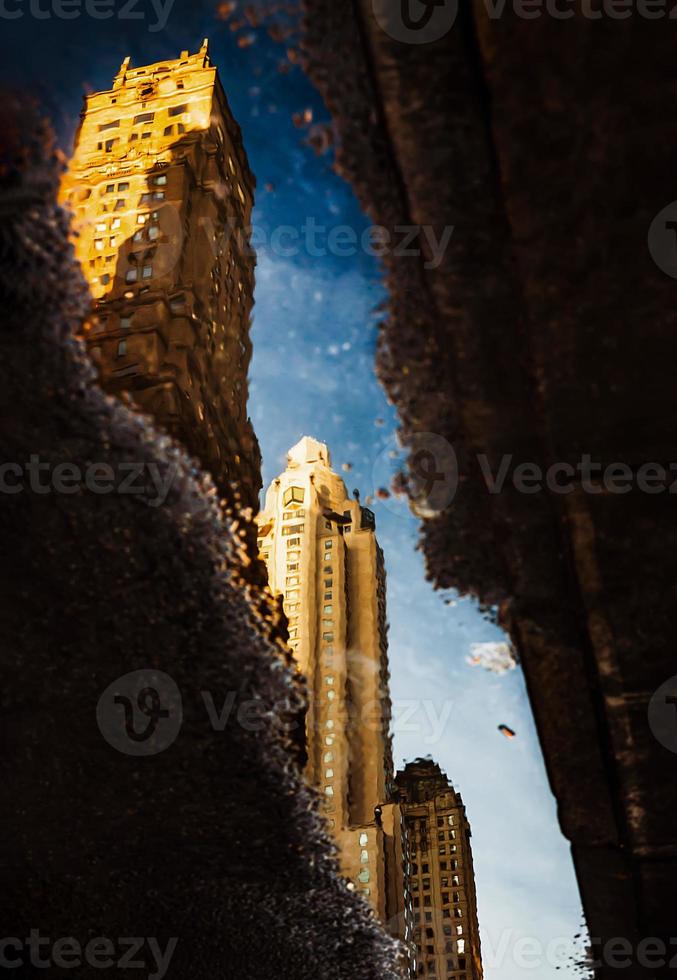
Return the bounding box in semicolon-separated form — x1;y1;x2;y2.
94;239;104;251
114;199;125;211
134;111;154;124
325;768;334;779
117;339;127;357
169;103;188;116
100;273;111;285
324;786;333;797
358;869;370;884
152;174;168;186
282;524;304;536
142;265;153;279
283;486;305;506
360;849;369;863
457;940;465;954
359;832;368;846
323;604;332;614
324;751;333;763
98;120;120;132
118;181;129;192
125;269;137;283
105;138;119;152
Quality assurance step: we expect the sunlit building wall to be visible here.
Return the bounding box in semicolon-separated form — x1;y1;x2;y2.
59;41;261;510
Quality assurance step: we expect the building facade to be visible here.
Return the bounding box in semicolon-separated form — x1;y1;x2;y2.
396;760;483;980
60;41;261;511
256;438;415;970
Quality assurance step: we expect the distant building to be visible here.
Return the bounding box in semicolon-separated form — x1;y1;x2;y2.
256;437;416;972
396;760;483;980
60;41;261;511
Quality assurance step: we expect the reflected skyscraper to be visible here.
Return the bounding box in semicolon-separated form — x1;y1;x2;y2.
256;437;415;969
60;41;260;510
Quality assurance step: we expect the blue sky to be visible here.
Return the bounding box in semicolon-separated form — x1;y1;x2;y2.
0;2;587;975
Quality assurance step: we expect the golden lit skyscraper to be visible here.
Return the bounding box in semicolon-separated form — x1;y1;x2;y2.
256;437;415;968
396;760;484;980
60;41;261;510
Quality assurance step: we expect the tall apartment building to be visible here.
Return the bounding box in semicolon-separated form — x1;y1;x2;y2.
60;41;261;511
396;760;483;980
256;438;415;970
